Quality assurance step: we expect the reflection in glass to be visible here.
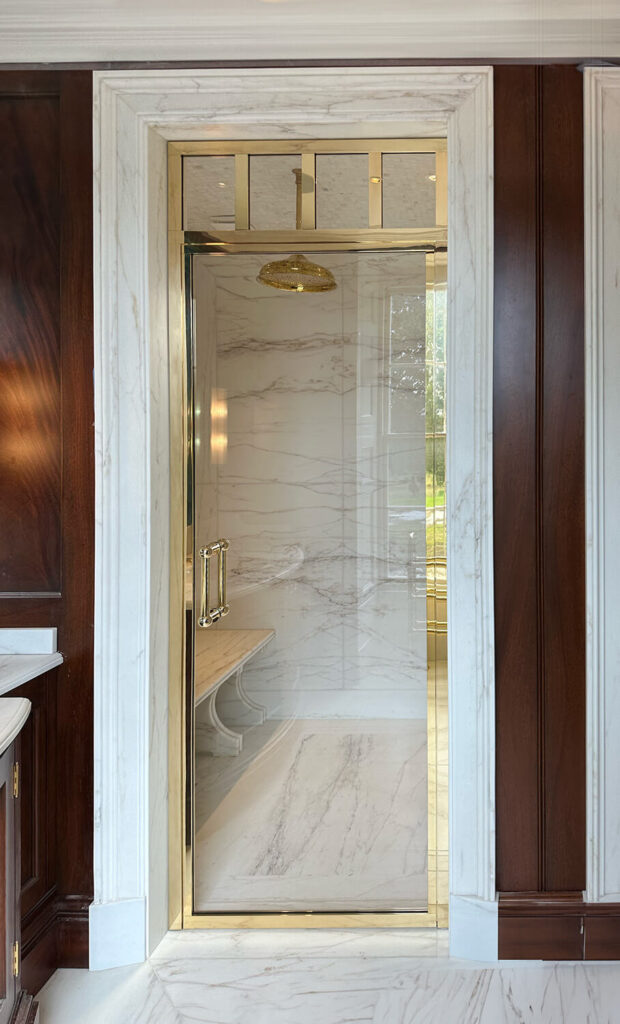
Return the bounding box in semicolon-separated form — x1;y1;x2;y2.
315;153;368;229
249;155;302;229
382;152;436;228
183;156;236;231
190;250;446;913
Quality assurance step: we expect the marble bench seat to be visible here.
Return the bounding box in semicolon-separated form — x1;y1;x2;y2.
194;628;275;756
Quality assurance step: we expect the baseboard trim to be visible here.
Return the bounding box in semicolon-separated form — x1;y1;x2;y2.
21;894;90;994
89;898;146;970
450;895;498;961
499;892;620;959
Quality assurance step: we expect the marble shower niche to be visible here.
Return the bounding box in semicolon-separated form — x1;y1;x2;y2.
191;248;447;914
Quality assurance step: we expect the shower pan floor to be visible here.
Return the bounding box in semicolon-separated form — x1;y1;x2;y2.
194;717;439;913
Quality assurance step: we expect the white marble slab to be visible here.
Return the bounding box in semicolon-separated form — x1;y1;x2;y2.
194;718;428;912
0;697;31;757
585;68;620;904
0;653;63;695
0;627;57;655
38;929;620;1024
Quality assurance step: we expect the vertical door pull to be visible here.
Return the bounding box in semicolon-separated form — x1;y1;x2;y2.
198;539;230;627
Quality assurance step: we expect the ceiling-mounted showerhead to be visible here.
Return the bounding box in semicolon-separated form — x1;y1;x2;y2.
257;168;337;292
257;253;337;293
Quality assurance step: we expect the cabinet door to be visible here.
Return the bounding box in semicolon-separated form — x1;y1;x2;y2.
0;745;16;1023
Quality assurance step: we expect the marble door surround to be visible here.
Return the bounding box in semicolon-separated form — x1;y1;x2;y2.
585;67;620;906
91;67;495;970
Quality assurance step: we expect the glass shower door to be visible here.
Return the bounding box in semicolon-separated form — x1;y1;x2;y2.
189;247;446;914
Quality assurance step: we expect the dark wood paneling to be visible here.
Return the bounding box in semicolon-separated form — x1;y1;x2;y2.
20;893;56;996
494;65;541;892
0;70;94;989
12;673;56;919
494;65;586;910
540;66;586;891
499;893;584;959
55;72;94;900
500;916;584;960
500;895;620;960
0;93;61;594
55;896;89;967
585;917;620;960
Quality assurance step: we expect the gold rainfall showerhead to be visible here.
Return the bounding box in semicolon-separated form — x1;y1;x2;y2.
257;168;337;293
257;254;337;293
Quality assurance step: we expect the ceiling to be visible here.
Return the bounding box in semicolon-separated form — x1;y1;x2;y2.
0;0;618;63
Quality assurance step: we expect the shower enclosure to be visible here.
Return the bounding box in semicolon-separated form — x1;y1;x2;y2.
169;139;448;926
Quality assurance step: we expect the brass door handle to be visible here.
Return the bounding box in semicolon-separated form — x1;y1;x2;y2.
198;538;230;628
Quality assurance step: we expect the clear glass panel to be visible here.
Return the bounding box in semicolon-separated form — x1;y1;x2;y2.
183;156;236;231
382;152;436;228
249;155;302;229
315;154;368;229
190;248;446;914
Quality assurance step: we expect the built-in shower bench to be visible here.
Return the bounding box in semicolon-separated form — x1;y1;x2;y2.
194;628;275;756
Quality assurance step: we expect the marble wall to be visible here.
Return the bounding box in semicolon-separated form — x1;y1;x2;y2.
193;250;429;721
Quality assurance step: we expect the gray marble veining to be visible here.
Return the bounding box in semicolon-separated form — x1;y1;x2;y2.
194;719;428;912
193;251;429;723
38;930;620;1024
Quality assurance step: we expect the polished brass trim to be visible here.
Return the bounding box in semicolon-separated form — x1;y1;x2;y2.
300;153;316;230
168;141;186;930
198;538;230;627
435;150;448;227
183;228;447;247
183;911;443;929
426;251;449;922
170;138;446;157
168;136;449;931
234;154;250;230
368;152;383;228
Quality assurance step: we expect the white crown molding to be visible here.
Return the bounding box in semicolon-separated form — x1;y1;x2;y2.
0;7;618;62
92;65;495;968
585;67;620;904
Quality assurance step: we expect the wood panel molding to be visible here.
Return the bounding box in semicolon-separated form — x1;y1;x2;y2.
499;894;620;960
0;70;94;990
494;65;586;907
20;892;89;995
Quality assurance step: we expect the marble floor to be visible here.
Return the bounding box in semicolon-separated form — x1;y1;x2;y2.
37;929;620;1024
194;718;429;911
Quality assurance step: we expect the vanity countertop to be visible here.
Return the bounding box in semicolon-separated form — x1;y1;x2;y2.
0;653;63;696
0;697;31;757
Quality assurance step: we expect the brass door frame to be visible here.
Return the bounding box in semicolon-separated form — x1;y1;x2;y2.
168;139;448;930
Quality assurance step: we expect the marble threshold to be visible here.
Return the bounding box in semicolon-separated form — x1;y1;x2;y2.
38;929;620;1023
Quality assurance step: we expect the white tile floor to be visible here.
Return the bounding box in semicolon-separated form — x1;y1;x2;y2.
37;929;620;1023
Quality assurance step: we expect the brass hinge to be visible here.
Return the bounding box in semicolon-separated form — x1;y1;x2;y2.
12;941;19;977
12;762;19;800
